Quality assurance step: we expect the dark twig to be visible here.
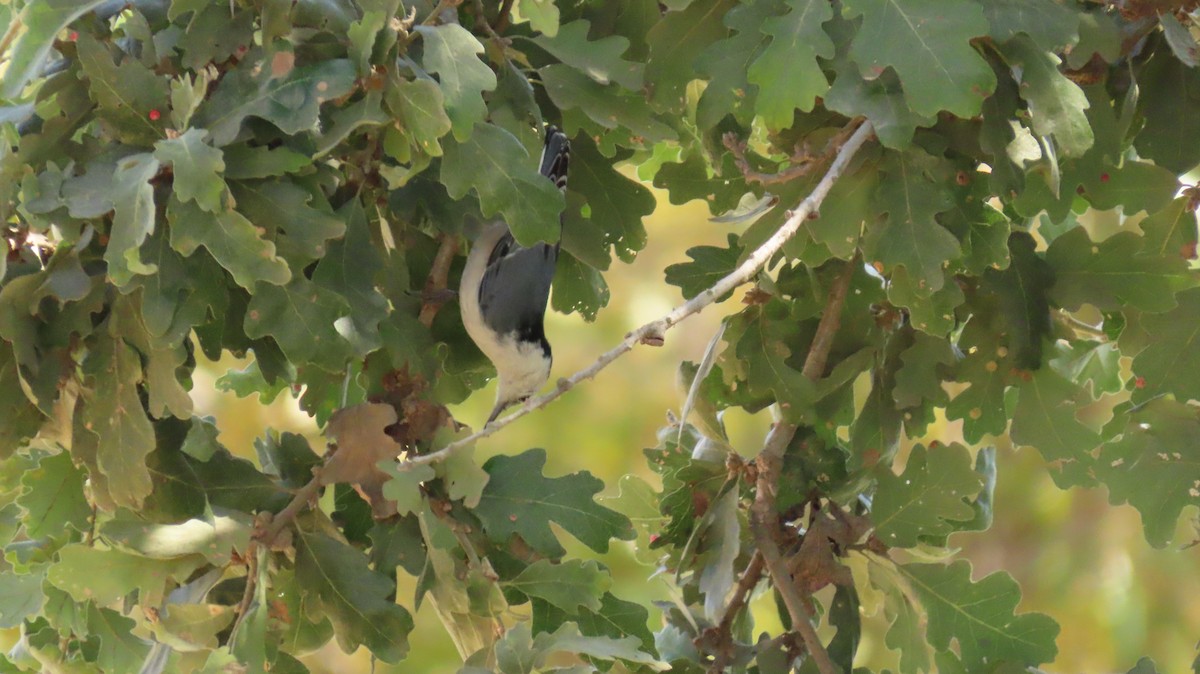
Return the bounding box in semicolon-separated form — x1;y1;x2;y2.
258;466;325;546
419;233;460;328
492;0;516;32
725;118;866;186
706;550;766;673
227;538;260;647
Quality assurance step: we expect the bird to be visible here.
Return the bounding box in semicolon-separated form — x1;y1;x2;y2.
459;126;570;424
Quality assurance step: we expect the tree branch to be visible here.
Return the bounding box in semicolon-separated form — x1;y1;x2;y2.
404;119;876;467
725;118;866;186
491;0;516;32
419;233;460;328
747;249;861;674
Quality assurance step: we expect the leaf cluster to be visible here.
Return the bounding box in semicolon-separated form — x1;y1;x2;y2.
0;0;1198;673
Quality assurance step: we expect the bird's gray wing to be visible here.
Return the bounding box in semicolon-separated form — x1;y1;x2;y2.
477;232;558;341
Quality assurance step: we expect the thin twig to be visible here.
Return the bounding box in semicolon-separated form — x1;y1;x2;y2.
801;254;860;381
725;118;866;186
422;0;462;25
419;233;460;328
403;119;877;467
259;467;325;545
227;539;260;647
0;17;22;67
706;550;765;673
492;0;516;32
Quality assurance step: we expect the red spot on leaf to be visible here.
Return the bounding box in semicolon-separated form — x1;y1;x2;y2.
1135;376;1146;389
68;31;78;41
148;109;161;121
1100;173;1110;183
509;514;518;522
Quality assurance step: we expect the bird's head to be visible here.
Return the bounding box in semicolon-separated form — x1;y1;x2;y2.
487;341;552;423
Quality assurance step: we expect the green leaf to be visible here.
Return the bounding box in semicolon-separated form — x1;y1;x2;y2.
520;0;560;36
0;349;45;458
533;20;644;90
87;604;152;673
0;0;109;99
75;33;169;145
1130;287;1200;404
981;232;1054;370
243;276;354;372
1135;47;1200;174
747;0;834;129
167;195;291;291
695;0;783;129
1098;398;1200;547
981;0;1080;51
1047;228;1197;313
312;199;388;355
872;443;983;547
47;544;203;606
664;234;742;300
198;55;357;146
231;178;346;260
898;560;1059;670
825;59;936;149
537;622;666;670
540;64;676;145
104;153;162;288
222;144;312;180
385;78;453;157
315;90;391;156
864;148;961;293
255;430;321;489
441;123;565;245
380;461;436;516
551;251;611;320
893;332;955;410
295;529;414;663
99;511;252;566
0;570;45;629
435;445;490;509
154;129;228;212
413;24;497;141
736;308;816;422
1011;367;1101;463
645;0;738;109
144;441;287;522
1139;197;1200;264
175;5;255;70
81;336;157;509
999;36;1093;157
477;449;635;557
17;452;90;539
568;134;655;263
506;559;611;615
842;0;995;117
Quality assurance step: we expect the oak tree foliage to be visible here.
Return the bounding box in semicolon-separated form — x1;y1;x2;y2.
0;0;1198;672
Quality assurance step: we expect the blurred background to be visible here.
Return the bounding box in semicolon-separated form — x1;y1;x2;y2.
194;183;1200;674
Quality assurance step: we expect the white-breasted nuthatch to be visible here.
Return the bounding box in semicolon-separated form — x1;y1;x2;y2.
459;126;570;423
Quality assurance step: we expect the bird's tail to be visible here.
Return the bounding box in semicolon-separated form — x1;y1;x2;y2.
538;125;570;191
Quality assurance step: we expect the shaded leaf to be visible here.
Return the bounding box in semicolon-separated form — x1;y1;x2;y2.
295;529;414;662
872;443;983;547
478;449;635;557
413;24;497;141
